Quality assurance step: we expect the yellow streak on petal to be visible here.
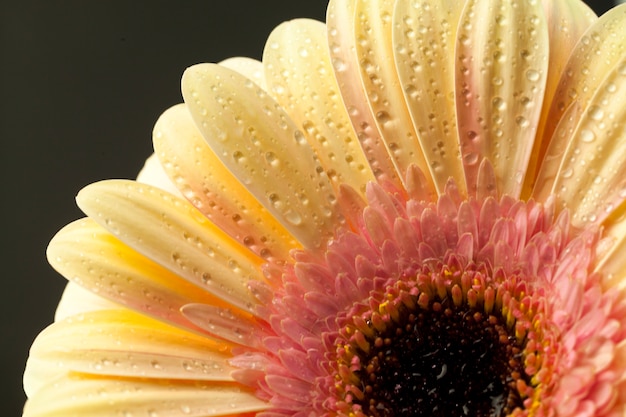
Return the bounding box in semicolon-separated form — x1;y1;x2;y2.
263;18;375;196
154;104;297;265
352;0;434;191
23;373;267;417
523;0;597;196
456;0;549;198
219;57;266;90
47;218;235;327
76;180;264;313
393;0;466;195
326;0;404;189
25;309;237;397
182;63;342;250
534;57;626;228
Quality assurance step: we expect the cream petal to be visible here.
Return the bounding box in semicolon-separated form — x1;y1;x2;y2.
532;6;626;228
153;104;297;265
136;153;182;197
182;63;341;249
350;0;434;191
54;283;121;321
219;57;266;90
24;309;236;397
263;18;375;196
47;218;232;329
596;203;626;291
326;0;404;189
393;0;466;195
181;303;264;349
23;374;267;417
76;180;264;313
541;61;626;227
523;0;597;195
538;4;626;158
455;0;549;198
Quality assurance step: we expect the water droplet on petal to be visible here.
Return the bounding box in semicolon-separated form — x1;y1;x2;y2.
284;209;302;226
580;129;595;143
588;105;604;121
526;69;540;82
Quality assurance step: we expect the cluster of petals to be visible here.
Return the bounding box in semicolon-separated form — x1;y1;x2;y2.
23;0;626;417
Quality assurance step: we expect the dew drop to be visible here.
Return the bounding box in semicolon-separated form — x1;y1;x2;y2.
561;168;573;179
463;152;479;166
265;151;279;167
294;130;307;145
492;97;505;110
467;130;479;141
526;69;540;82
580;129;595;143
283;209;303;226
588;105;604;121
376;111;392;125
332;57;346;72
515;116;529;128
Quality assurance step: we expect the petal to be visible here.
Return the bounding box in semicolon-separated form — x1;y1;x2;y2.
153;103;297;264
76;180;264;313
24;309;236;397
182;63;341;249
523;0;597;194
136;153;182;196
47;218;225;329
326;0;404;189
393;0;466;195
532;9;626;227
181;303;265;349
596;202;626;291
548;58;626;227
23;374;267;417
219;57;267;90
351;0;434;191
455;0;549;198
537;4;626;159
263;18;376;195
54;283;121;321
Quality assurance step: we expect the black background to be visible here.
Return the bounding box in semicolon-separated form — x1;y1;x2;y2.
1;1;618;415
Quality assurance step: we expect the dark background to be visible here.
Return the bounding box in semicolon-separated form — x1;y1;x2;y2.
1;1;618;415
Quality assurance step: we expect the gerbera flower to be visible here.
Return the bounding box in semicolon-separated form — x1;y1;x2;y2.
23;0;626;416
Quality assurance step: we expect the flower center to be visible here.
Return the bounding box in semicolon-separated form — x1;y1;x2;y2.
331;262;545;417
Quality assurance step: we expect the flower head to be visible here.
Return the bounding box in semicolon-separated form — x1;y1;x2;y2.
24;1;626;416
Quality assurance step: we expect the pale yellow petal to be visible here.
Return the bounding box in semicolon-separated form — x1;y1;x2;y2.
597;202;626;291
536;59;626;227
326;0;404;189
537;4;626;156
532;5;626;227
47;218;233;328
522;0;597;195
455;0;549;198
76;180;264;313
25;309;236;397
393;0;466;195
136;153;182;197
352;0;434;191
153;104;297;264
219;57;266;90
54;283;121;322
23;374;267;417
263;18;375;195
182;63;342;249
